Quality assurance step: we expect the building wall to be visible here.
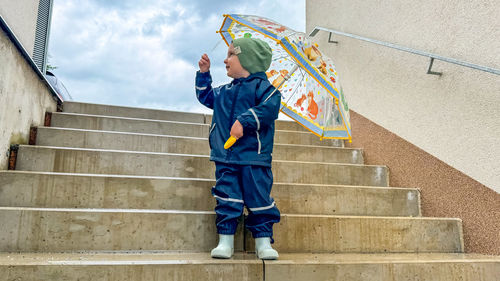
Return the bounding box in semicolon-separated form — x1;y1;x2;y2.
306;0;500;193
346;110;500;255
0;0;40;55
0;29;57;169
306;0;500;255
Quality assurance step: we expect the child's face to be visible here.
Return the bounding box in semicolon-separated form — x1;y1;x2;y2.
224;44;249;79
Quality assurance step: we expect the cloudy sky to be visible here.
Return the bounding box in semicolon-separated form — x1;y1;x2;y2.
48;0;305;114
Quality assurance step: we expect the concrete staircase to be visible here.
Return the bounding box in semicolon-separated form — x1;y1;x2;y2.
1;101;498;280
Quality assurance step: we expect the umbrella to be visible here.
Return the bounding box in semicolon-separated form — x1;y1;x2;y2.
217;14;351;141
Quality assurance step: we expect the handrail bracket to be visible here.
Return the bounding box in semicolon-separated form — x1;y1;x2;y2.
328;33;338;44
427;58;442;76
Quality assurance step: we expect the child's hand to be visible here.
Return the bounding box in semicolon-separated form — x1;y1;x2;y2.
230;120;243;139
199;54;210;73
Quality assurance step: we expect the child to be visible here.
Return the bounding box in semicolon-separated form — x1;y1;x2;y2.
196;37;281;260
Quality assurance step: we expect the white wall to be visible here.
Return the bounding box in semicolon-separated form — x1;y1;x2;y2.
0;0;40;54
306;0;500;192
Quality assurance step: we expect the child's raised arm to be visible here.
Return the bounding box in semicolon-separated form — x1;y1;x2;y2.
195;54;215;109
198;54;210;73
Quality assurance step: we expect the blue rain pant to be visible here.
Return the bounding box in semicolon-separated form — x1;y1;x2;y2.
213;162;280;239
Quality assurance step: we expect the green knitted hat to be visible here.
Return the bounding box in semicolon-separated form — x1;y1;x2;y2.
232;37;272;74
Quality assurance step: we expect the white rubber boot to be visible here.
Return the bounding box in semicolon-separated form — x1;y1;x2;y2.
211;234;234;259
255;237;279;260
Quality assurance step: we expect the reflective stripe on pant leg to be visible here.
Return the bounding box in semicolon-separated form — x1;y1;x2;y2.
241;165;280;239
213;162;244;235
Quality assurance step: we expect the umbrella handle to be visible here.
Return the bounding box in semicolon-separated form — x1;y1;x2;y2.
224;136;238;149
263;64;300;103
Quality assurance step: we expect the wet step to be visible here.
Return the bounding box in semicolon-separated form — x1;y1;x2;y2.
34;127;361;164
63;101;308;132
49;113;343;147
0;252;262;281
0;171;419;217
14;146;388;186
0;207;460;253
2;252;498;281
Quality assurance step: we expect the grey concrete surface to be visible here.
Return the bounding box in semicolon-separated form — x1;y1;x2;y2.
1;252;498;281
63;101;207;124
50;112;210;138
63;101;309;132
49;112;343;147
35;127;360;163
205;114;307;132
247;215;463;253
3;84;496;276
0;207;244;252
274;129;343;147
0;171;418;216
0;207;459;253
0;252;262;281
14;145;388;186
265;253;500;281
0;30;57;170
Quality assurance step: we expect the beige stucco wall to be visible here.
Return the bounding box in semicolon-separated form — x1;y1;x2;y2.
0;29;57;169
306;0;500;193
0;0;40;55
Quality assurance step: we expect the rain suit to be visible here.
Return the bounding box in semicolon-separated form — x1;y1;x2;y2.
195;70;281;237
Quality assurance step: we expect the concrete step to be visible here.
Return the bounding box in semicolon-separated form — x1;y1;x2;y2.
246;214;463;253
51;112;209;138
0;252;263;281
63;101;207;124
63;101;309;132
34;127;362;164
204;114;307;132
274;129;343;147
0;171;419;217
0;207;461;253
50;113;344;147
264;253;500;281
14;146;388;186
0;207;241;252
2;252;498;281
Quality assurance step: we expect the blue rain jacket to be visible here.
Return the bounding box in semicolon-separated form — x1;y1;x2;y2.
195;71;281;167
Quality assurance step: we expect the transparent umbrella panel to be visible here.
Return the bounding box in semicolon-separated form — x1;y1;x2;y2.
219;14;351;140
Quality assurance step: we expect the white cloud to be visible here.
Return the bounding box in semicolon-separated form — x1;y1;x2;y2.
49;0;305;112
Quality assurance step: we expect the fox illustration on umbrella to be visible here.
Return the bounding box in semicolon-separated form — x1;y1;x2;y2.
293;91;318;120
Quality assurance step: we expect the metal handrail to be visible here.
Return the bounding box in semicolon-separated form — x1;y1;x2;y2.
0;14;63;105
309;26;500;76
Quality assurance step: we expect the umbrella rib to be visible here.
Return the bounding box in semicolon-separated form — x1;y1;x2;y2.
284;67;306;105
272;54;292;62
209;38;224;53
